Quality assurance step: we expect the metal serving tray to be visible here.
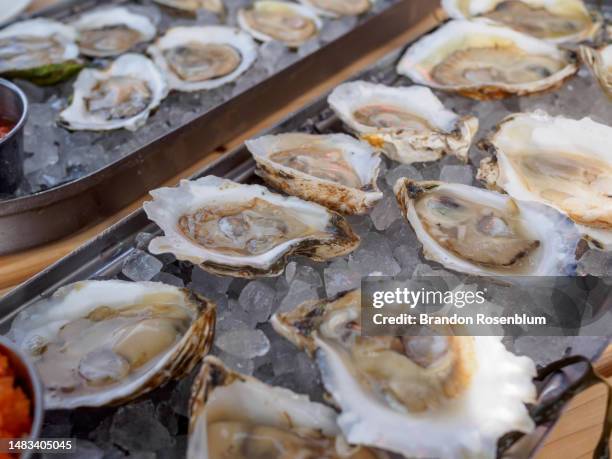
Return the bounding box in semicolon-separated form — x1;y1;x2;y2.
0;0;440;255
1;34;610;456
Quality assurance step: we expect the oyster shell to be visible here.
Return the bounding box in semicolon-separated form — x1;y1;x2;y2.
442;0;600;43
477;112;612;250
59;53;168;131
580;43;612;98
299;0;371;17
396;19;578;99
148;26;257;91
188;356;388;459
144;176;359;278
153;0;224;15
0;18;82;85
272;289;537;458
246;132;383;214
394;179;581;276
71;6;157;57
328;81;479;163
7;280;216;409
238;1;322;48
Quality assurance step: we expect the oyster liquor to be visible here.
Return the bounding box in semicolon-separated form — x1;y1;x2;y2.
373;313;547;326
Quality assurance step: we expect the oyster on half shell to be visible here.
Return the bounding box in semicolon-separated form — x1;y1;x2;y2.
7;280;216;409
238;1;322;48
187;356;389;459
59;53;168;131
148;26;257;91
0;18;82;85
477;112;612;250
272;289;537;458
394;179;581;276
442;0;600;43
153;0;224;15
397;19;578;99
144;176;359;278
580;43;612;98
72;7;157;57
328;81;479;163
246;132;383;214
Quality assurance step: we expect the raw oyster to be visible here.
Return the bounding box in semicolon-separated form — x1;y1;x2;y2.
238;0;322;48
442;0;599;43
477;112;612;250
394;179;581;276
7;280;216;409
328;81;479;163
59;53;168;131
153;0;224;15
148;26;257;91
188;356;388;459
0;18;81;85
580;43;612;98
246;132;383;214
71;6;157;57
299;0;370;17
396;20;578;99
272;289;537;458
144;176;359;278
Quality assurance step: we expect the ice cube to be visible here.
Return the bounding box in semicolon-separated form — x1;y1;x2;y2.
121;250;163;282
238;281;275;323
190;267;232;294
215;329;271;359
109;401;173;452
439;165;474;185
369;195;401;231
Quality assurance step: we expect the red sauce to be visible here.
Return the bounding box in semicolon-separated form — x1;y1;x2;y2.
0;118;15;140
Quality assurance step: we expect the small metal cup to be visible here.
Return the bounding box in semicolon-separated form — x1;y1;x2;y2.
0;79;28;194
0;335;44;459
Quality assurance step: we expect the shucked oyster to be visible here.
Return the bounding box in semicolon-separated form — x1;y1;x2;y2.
148;26;257;91
397;20;578;99
246;132;383;214
144;176;359;278
442;0;600;43
394;179;580;276
0;18;81;85
580;43;612;98
328;81;479;164
478;112;612;250
188;356;389;459
272;290;537;458
298;0;370;17
7;280;216;409
71;6;157;57
238;1;322;48
154;0;224;15
59;53;168;131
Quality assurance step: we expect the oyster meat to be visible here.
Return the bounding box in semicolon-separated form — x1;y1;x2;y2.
246;132;383;214
328;81;479;163
397;19;578;99
144;176;359;278
580;43;612;98
7;280;216;409
442;0;599;43
478;112;612;250
272;289;537;458
188;356;388;459
153;0;224;15
238;1;322;47
148;26;257;91
394;179;581;276
0;18;81;85
299;0;370;17
72;6;157;57
59;53;168;131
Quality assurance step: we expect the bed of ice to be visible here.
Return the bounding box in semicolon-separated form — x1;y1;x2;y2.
36;4;612;457
2;0;397;200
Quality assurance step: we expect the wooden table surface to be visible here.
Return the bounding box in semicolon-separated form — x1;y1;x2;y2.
6;2;612;457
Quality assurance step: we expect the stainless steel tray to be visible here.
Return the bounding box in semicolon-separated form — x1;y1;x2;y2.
0;0;439;255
